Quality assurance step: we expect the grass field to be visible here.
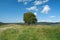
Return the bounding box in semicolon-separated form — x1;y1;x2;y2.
0;24;60;40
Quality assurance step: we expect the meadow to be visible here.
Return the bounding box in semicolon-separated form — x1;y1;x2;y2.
0;24;60;40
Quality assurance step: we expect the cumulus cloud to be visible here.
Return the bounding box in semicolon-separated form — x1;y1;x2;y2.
34;12;37;15
43;0;49;3
18;0;32;2
41;5;50;14
50;16;56;18
24;2;28;5
26;6;38;11
34;0;49;5
18;0;32;5
18;0;22;2
18;0;49;5
34;1;42;5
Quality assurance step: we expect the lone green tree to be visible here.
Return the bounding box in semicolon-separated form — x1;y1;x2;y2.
23;12;37;24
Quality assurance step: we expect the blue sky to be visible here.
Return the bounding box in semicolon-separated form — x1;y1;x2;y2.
0;0;60;23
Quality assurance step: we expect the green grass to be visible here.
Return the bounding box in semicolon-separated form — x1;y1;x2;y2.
0;24;60;40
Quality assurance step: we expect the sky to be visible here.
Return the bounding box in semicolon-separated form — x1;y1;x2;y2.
0;0;60;23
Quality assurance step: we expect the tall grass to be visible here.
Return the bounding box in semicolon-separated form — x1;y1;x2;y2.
0;25;60;40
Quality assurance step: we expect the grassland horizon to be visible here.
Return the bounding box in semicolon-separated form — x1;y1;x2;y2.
0;24;60;40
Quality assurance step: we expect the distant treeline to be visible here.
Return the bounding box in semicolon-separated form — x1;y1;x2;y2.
37;22;60;25
0;22;60;25
17;22;60;25
0;22;10;25
0;22;4;25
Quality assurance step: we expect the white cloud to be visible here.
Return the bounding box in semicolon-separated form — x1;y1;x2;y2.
43;0;49;3
24;2;28;5
26;6;38;11
34;1;42;5
18;0;32;4
50;16;56;18
34;12;37;15
18;0;22;2
18;0;32;2
41;5;50;14
34;0;49;5
18;0;49;5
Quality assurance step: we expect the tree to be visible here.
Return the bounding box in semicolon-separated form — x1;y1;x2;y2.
23;12;37;24
0;22;4;26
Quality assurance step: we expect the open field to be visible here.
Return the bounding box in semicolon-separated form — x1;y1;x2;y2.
0;24;60;40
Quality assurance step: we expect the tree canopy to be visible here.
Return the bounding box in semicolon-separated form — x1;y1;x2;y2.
23;12;37;24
